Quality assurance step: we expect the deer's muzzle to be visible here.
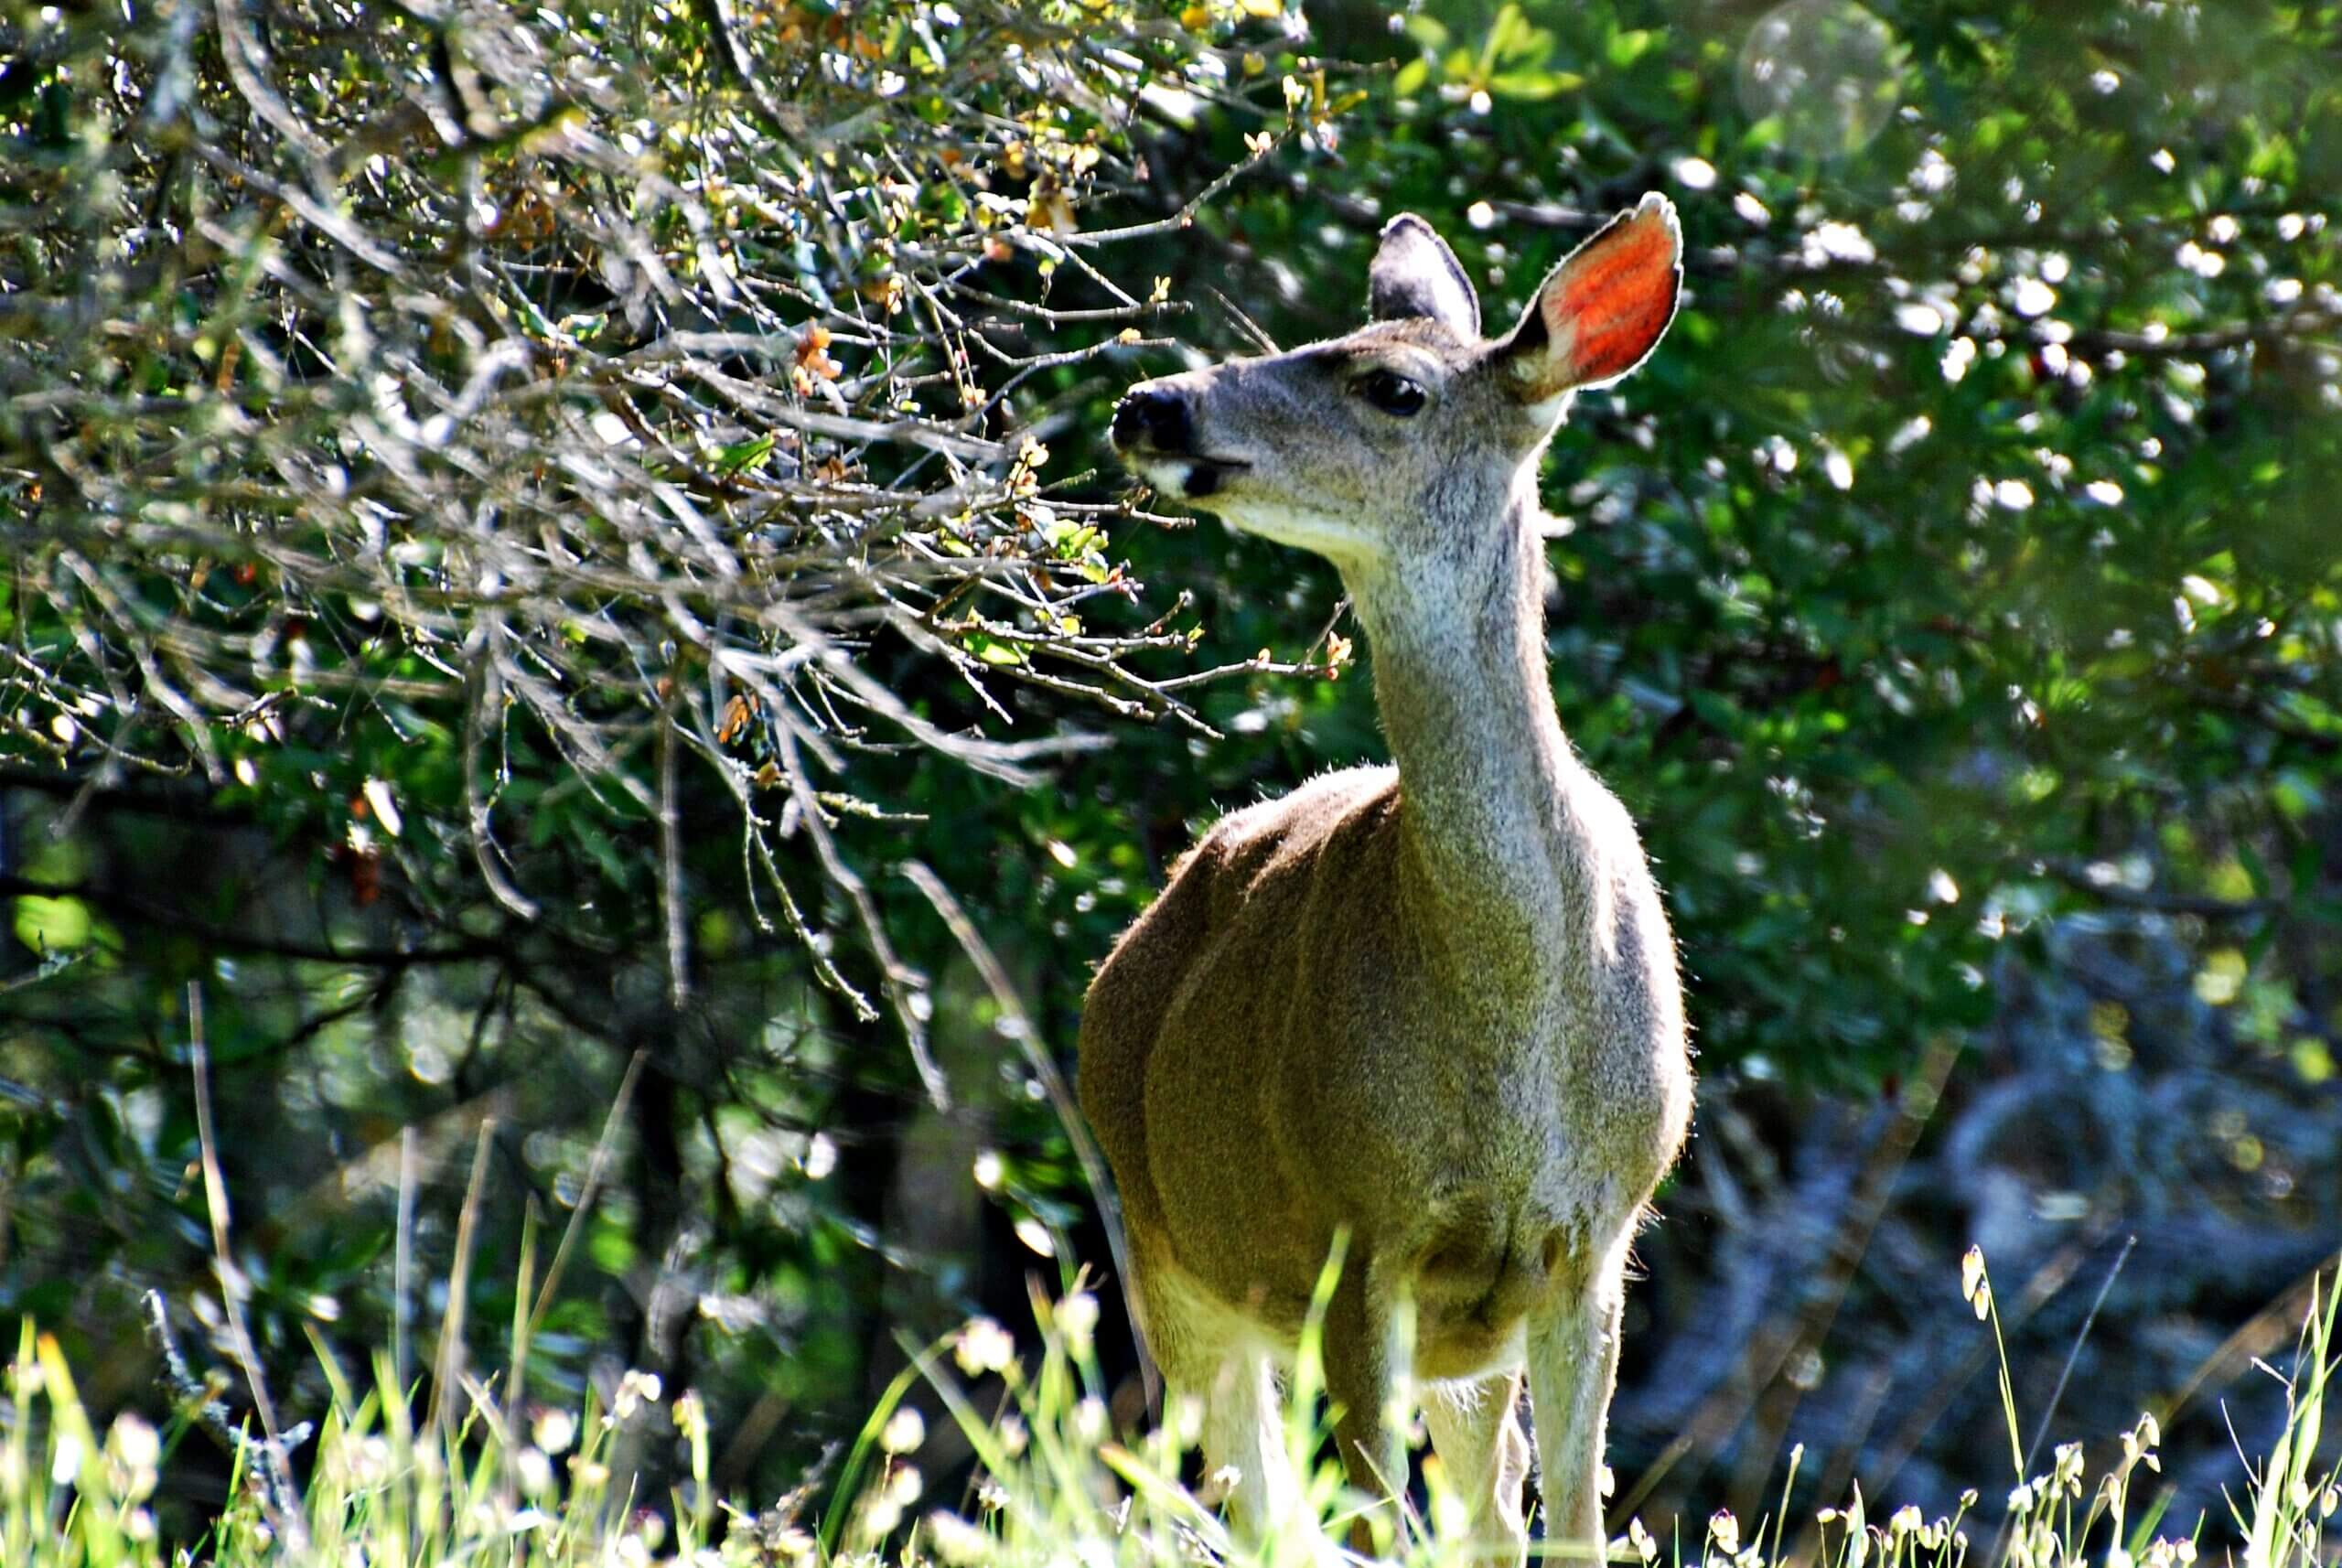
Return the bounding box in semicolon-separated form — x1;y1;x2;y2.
1111;384;1195;456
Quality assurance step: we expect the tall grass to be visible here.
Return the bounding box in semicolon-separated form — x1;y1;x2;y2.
2;1255;2334;1568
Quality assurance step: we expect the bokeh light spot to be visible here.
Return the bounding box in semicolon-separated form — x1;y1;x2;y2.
1736;0;1904;160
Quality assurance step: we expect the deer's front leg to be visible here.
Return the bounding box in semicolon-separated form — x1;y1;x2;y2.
1323;1267;1410;1557
1524;1269;1625;1563
1424;1371;1531;1567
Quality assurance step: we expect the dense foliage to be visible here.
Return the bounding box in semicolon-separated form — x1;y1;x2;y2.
1175;0;2342;1089
1;0;2337;1541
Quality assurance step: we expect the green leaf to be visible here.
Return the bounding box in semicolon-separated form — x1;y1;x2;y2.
963;631;1026;667
1488;68;1580;100
13;896;91;954
1606;27;1659;68
715;433;776;474
1401;13;1448;50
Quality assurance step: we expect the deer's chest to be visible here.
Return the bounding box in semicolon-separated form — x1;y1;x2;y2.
1272;938;1657;1214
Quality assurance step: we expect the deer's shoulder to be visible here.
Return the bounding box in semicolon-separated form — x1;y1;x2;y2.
1175;763;1402;910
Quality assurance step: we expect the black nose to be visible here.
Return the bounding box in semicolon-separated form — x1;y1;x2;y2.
1112;386;1194;454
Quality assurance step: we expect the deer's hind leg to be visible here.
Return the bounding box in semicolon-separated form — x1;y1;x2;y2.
1424;1372;1531;1567
1140;1262;1309;1552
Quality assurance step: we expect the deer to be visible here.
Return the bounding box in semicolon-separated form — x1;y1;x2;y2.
1076;195;1695;1566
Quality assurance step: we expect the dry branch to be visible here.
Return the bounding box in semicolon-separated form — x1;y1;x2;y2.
0;0;1330;1079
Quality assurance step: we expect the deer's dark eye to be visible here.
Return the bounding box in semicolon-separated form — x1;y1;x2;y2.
1354;369;1428;417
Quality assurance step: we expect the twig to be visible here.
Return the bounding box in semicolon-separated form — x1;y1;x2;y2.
395;1127;417;1396
186;983;312;1551
659;665;691;1010
689;0;805;137
1207;284;1283;354
526;1050;649;1339
425;1114;498;1443
2043;861;2283;919
1057;133;1287;249
2023;1234;2137;1479
140;1292;316;1475
464;639;540;921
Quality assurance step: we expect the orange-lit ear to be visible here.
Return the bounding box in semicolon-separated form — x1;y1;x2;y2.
1498;193;1681;403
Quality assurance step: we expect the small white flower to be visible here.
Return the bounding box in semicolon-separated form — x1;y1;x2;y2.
927;1510;994;1565
532;1407;577;1455
106;1413;161;1473
880;1406;926;1455
612;1369;663;1423
1054;1292;1101;1354
1708;1509;1741;1556
954;1317;1017;1376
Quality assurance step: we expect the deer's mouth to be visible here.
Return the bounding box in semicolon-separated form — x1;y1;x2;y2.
1131;453;1251;500
1111;386;1252;499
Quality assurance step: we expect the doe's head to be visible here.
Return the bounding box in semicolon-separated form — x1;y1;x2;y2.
1112;195;1681;575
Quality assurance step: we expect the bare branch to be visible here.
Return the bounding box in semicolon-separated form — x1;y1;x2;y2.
0;0;1327;1088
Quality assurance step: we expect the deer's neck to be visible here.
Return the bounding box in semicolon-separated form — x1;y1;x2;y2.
1349;483;1606;1001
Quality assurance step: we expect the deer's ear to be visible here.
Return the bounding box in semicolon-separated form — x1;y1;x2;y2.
1368;213;1481;338
1496;193;1681;403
